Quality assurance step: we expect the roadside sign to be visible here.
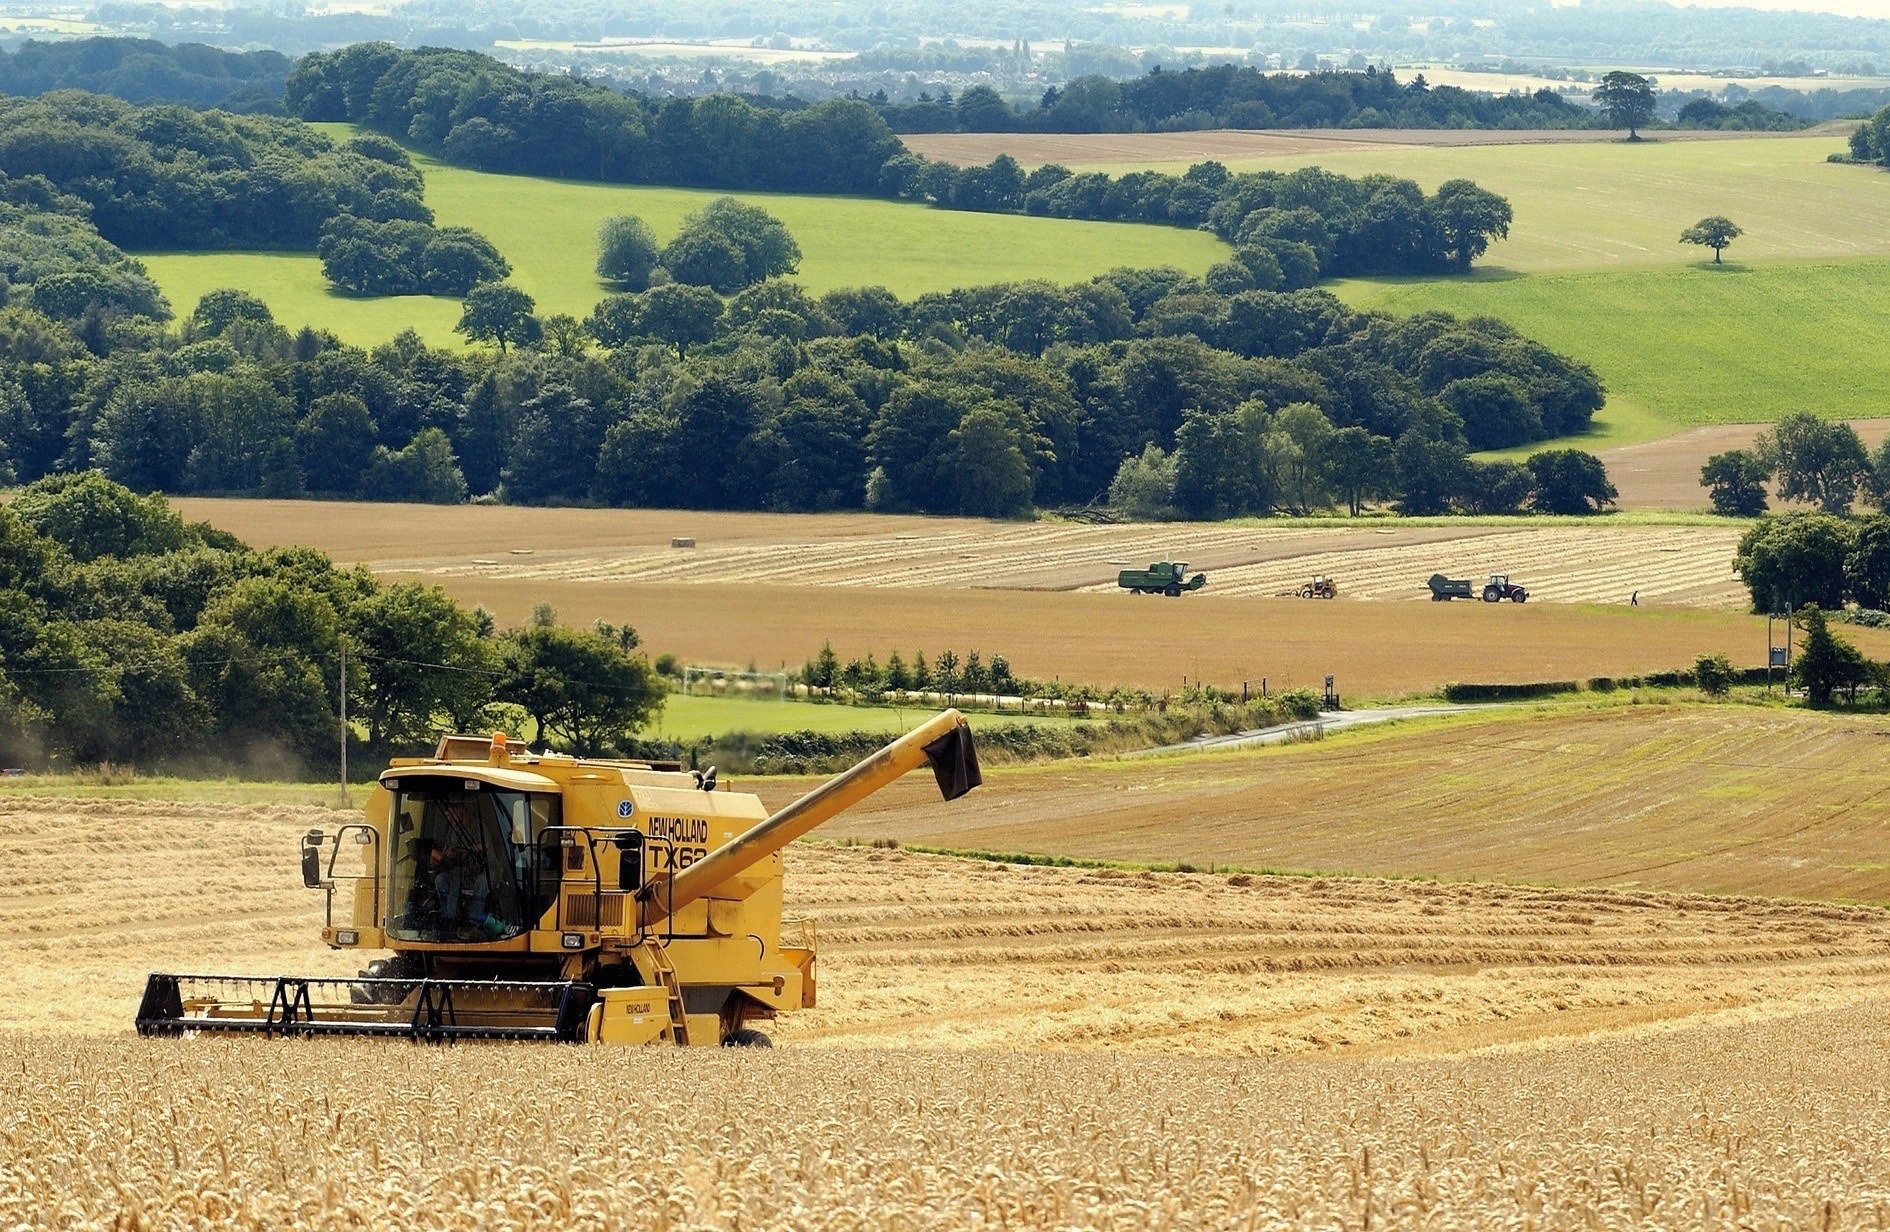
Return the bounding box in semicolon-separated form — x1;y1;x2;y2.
1769;647;1788;668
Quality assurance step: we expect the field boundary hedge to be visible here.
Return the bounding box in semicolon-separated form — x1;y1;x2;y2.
1441;666;1774;702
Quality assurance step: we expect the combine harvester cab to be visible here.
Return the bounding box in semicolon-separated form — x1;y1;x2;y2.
138;711;981;1047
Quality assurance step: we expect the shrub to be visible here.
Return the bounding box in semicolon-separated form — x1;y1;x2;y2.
1693;652;1736;696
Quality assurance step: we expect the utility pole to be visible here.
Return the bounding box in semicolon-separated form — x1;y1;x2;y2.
339;640;348;806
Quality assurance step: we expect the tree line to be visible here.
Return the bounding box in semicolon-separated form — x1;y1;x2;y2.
0;189;1606;519
1734;512;1890;616
0;91;430;251
871;67;1802;136
0;37;292;112
0;472;665;772
876;67;1599;133
283;45;1513;279
1701;413;1890;519
1845;102;1890;168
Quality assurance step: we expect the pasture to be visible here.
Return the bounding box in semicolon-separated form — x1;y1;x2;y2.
139;140;1226;349
1342;260;1890;436
652;692;1077;740
910;130;1890;444
918;132;1876;274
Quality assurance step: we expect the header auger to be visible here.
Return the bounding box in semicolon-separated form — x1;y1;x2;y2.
138;710;981;1047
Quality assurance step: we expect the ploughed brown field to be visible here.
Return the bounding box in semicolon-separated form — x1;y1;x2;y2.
900;125;1821;168
1599;418;1890;511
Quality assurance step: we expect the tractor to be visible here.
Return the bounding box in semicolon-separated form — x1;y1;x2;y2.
1298;575;1338;600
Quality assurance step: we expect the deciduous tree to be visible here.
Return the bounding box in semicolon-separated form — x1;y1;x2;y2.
1681;216;1743;263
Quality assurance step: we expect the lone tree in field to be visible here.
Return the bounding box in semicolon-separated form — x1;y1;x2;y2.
1526;448;1617;514
1594;71;1657;139
1791;603;1872;706
1681;216;1743;263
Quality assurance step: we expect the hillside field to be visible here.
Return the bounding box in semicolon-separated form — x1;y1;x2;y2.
139;140;1226;349
1341;259;1890;439
912;130;1890;447
813;702;1890;901
11;702;1890;1226
930;132;1877;273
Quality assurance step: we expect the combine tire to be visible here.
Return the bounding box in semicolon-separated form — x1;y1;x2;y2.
723;1028;773;1048
1165;584;1182;597
351;953;423;1005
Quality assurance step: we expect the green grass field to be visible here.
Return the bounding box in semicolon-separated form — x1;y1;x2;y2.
1099;134;1885;273
650;693;1076;741
1077;134;1890;446
1339;258;1890;443
140;139;1226;349
136;129;1890;450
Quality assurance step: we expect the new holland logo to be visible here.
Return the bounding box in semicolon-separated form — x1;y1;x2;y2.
617;799;635;819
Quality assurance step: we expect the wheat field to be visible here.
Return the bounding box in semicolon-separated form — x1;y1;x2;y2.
10;1007;1890;1231
7;782;1890;1052
10;723;1890;1228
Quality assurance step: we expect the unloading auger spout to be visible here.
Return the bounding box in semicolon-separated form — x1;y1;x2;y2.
638;708;980;930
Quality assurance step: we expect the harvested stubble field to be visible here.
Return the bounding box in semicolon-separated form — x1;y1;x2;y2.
171;498;1748;604
8;786;1890;1053
171;497;1866;694
816;702;1890;901
377;580;1818;696
1598;418;1890;511
12;755;1890;1227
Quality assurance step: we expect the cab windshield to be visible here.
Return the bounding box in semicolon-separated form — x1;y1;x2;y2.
386;781;560;943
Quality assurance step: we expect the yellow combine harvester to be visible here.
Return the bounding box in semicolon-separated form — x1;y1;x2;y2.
137;710;980;1046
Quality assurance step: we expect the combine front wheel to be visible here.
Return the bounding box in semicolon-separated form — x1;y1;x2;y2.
723;1028;774;1048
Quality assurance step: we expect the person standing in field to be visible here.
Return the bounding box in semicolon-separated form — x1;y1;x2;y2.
1631;591;1640;607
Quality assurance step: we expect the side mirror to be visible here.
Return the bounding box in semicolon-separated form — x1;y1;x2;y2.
613;831;644;893
301;831;326;889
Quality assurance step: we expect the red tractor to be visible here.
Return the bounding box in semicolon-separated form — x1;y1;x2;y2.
1481;574;1528;603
